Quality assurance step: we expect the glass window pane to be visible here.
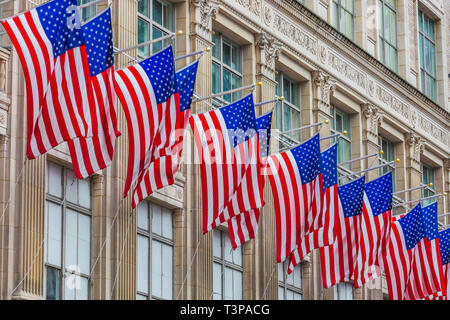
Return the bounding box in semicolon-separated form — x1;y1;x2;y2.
161;244;173;299
283;105;291;132
162;4;173;31
66;170;78;204
286;289;294;300
137;201;149;231
138;19;150;57
78;178;90;209
45;267;60;300
77;277;89;300
293;265;302;288
65;209;78;269
222;40;231;67
278;286;284;300
161;208;173;240
152;27;163;54
48;162;62;197
418;11;423;31
212;34;220;59
231;74;242;102
233;245;242;266
46;202;62;267
212;62;221;94
283;78;291;103
278;263;284;282
233;270;242;299
151;241;162;298
231;45;241;73
213;229;222;258
291;108;301;141
136;294;147;300
213;263;222;300
152;0;163;25
224;235;233;263
151;203;162;236
138;0;149;17
137;235;149;294
224;267;233;300
332;1;339;28
222;69;231;102
389;9;396;46
64;276;76;300
78;214;91;275
276;101;282;131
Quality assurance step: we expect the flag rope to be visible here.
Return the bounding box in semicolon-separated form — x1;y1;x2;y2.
109;209;133;300
0;156;27;225
87;198;124;282
261;262;277;300
176;236;203;300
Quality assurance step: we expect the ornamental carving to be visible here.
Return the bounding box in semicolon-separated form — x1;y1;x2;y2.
407;132;425;164
236;0;261;17
362;103;384;138
328;51;366;89
263;4;272;25
312;70;336;114
191;0;219;33
256;33;282;71
273;14;317;55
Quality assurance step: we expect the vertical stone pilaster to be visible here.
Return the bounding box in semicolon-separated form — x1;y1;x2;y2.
311;70;335;145
406;132;425;201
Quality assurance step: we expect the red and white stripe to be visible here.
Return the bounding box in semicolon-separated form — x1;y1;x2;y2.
189;111;264;234
2;10;94;159
320;197;361;288
266;151;323;263
228;209;260;249
353;193;391;288
115;63;181;203
67;67;120;179
288;183;339;273
404;237;446;300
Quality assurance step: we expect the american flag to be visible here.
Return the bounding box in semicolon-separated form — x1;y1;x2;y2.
404;202;446;299
320;176;365;288
131;61;198;208
189;94;264;234
353;172;392;288
383;203;424;300
432;228;450;300
287;143;339;273
228;111;272;249
1;0;95;159
266;134;323;263
115;46;180;205
67;8;120;179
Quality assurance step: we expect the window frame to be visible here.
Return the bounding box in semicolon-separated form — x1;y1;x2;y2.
211;32;243;108
334;281;354;300
418;10;437;101
421;163;436;206
137;0;175;58
77;0;97;22
275;71;302;148
136;201;175;300
44;162;93;300
378;136;396;190
378;0;398;72
213;229;244;300
277;261;303;300
330;105;352;185
332;0;355;40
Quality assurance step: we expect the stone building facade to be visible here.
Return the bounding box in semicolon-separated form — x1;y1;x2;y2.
0;0;448;300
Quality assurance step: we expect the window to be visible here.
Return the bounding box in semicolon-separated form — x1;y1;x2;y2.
278;262;303;300
136;201;174;300
213;229;243;300
418;11;437;101
378;137;396;191
44;162;92;300
422;164;435;207
275;72;301;149
212;32;243;108
378;0;398;72
332;0;354;40
334;282;354;300
77;0;97;21
330;106;352;184
138;0;174;58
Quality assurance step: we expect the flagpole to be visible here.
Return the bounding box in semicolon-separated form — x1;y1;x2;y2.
338;158;400;180
192;82;261;103
254;96;284;107
320;131;346;141
393;183;434;196
174;48;209;61
280;120;328;136
393;193;447;208
79;0;109;9
114;30;183;55
338;150;384;167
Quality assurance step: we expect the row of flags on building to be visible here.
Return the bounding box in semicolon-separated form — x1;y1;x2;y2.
2;0;449;300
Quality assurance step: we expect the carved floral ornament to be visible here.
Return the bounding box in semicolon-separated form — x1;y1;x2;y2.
256;33;282;69
312;70;336;104
191;0;219;28
362;103;384;135
407;132;425;163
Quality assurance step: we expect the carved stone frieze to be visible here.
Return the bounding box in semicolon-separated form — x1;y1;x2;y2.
256;32;282;76
191;0;219;39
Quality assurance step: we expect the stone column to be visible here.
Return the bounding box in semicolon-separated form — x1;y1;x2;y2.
406;132;425;202
254;32;280;300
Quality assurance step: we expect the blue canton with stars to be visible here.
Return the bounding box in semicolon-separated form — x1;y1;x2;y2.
256;112;272;158
219;94;257;148
364;172;392;217
338;176;365;218
320;144;338;190
37;0;85;58
290;134;321;185
139;46;177;104
422;202;439;241
438;228;450;265
176;61;198;112
82;8;114;77
399;203;425;250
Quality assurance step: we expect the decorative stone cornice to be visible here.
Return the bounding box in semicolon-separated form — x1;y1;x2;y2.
255;32;282;76
407;132;425;164
362;103;385;139
191;0;219;40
